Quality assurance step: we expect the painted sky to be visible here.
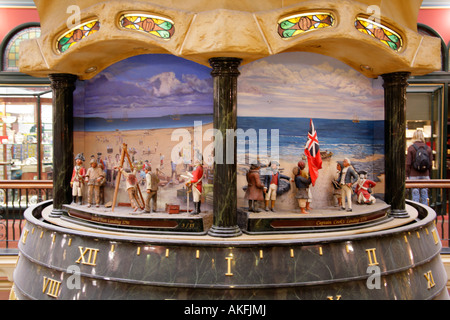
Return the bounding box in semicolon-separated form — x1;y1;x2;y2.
73;54;213;119
74;52;384;121
237;52;384;120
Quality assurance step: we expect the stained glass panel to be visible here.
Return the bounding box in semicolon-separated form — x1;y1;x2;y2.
119;14;175;40
355;17;403;52
2;26;41;71
278;13;334;39
57;20;100;54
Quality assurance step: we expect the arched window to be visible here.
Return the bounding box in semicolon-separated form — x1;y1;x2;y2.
1;23;40;72
417;23;447;72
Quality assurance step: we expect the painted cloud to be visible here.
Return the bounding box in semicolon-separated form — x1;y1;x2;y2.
74;54;213;119
237;52;384;120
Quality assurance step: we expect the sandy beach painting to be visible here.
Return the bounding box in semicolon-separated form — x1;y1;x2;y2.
73;54;214;210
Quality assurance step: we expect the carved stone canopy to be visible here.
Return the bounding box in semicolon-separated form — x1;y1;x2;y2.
20;0;441;80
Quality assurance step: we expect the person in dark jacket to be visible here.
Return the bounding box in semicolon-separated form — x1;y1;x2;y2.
406;129;433;205
293;161;311;214
245;163;266;212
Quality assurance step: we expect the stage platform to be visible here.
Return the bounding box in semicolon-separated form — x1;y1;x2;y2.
57;201;392;236
61;204;212;235
238;202;392;234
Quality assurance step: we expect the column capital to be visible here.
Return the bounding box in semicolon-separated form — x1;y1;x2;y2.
49;73;78;90
209;57;242;77
381;72;410;88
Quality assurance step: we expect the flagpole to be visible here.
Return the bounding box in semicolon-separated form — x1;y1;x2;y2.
305;119;322;186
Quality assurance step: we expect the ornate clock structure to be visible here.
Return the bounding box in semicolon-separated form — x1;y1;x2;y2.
10;0;449;300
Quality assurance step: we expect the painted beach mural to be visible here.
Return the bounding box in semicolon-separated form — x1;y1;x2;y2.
73;54;214;211
236;52;385;210
73;52;384;212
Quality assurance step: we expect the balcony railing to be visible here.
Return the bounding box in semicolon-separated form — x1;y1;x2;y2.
405;179;450;253
0;179;449;253
0;180;52;252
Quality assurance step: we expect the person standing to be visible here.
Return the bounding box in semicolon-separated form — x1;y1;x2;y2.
263;161;290;212
292;161;312;214
70;153;86;205
245;163;266;212
144;166;160;213
85;159;105;208
338;158;358;212
187;159;203;215
406;129;433;205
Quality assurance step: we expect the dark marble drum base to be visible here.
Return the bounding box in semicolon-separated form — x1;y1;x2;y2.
12;200;450;300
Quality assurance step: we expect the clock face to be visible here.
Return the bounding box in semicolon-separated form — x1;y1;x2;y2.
12;201;449;300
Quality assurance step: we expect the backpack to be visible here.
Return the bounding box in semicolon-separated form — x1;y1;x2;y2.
412;144;430;172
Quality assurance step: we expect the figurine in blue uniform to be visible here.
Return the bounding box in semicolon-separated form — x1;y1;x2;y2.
263;161;290;212
338;158;358;212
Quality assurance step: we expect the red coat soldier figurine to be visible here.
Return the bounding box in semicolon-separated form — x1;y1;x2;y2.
355;170;376;204
70;153;86;205
187;159;203;215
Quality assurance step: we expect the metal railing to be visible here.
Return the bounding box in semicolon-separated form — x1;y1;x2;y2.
406;179;450;253
0;180;52;251
0;179;449;252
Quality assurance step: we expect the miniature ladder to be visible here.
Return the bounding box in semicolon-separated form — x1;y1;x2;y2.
111;143;145;212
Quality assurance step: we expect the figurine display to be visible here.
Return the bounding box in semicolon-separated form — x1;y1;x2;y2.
97;152;106;204
245;162;266;212
355;170;377;205
111;143;145;212
292;161;312;214
186;159;203;215
85;158;105;208
116;166;141;212
144;166;160;213
263;161;290;212
70;153;86;205
337;158;358;212
331;161;343;207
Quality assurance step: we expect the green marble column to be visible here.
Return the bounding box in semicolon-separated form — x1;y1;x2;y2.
48;74;77;217
382;72;410;218
208;58;242;237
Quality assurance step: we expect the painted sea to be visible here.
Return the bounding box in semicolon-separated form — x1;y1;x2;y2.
74;114;214;132
237;117;384;160
75;115;384;160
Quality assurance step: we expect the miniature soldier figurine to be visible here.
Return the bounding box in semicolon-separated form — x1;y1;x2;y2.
332;161;343;207
187;159;203;215
97;152;106;205
292;161;311;214
338;158;358;212
245;162;266;212
70;153;86;205
116;166;140;212
355;170;377;205
144;166;160;213
85;158;105;208
263;161;290;212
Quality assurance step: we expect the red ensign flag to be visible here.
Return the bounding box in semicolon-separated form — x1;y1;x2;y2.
304;119;322;186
